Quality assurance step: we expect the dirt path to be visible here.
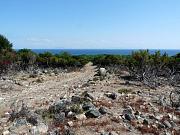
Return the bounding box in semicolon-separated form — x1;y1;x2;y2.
1;63;96;108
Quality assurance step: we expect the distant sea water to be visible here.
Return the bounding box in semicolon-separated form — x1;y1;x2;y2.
17;49;180;56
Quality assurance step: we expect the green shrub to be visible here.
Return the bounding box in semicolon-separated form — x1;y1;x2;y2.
17;49;37;66
0;34;13;52
118;88;133;94
0;35;16;71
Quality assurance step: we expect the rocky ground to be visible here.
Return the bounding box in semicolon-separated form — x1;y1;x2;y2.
0;63;179;135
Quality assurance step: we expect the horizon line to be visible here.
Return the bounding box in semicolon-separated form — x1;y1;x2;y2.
14;48;180;50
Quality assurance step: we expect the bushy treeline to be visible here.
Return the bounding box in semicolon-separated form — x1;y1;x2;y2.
92;50;180;67
0;48;91;71
0;34;179;76
92;50;180;82
17;49;90;68
0;35;91;72
91;50;180;88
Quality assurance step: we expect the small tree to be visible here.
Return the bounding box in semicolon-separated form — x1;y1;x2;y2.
38;52;53;67
17;49;37;67
0;34;13;52
0;35;15;72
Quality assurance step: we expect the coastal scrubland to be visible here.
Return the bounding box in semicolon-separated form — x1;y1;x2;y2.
0;34;180;134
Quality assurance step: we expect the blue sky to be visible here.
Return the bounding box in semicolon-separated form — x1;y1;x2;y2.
1;0;180;49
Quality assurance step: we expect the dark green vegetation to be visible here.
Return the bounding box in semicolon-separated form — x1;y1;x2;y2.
92;50;179;88
0;35;91;72
0;34;180;87
0;35;16;71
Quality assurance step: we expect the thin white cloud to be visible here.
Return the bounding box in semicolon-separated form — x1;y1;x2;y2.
26;37;52;45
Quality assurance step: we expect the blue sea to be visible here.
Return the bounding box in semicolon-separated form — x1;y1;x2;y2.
18;49;180;56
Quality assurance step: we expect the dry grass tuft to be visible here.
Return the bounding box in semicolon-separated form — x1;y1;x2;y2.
118;88;133;94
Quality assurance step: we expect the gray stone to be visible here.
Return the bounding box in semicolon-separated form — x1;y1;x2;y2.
50;73;55;76
27;114;38;126
82;91;94;100
67;111;76;118
157;122;165;128
43;70;48;74
99;107;108;115
105;92;117;100
75;114;87;121
170;90;180;108
134;111;140;116
124;113;133;121
67;121;74;127
9;103;38;126
159;95;166;106
122;106;134;122
89;81;96;84
123;107;133;115
30;123;48;135
64;128;75;135
71;95;81;103
54;112;65;124
83;96;93;102
163;120;172;128
48;129;60;135
170;120;176;127
85;109;101;118
82;102;95;111
140;114;145;118
99;68;106;76
53;68;59;75
109;131;119;135
2;76;9;80
13;119;27;127
143;119;149;125
100;132;109;135
148;114;156;120
50;99;71;113
3;130;10;135
176;107;180;111
0;97;5;104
